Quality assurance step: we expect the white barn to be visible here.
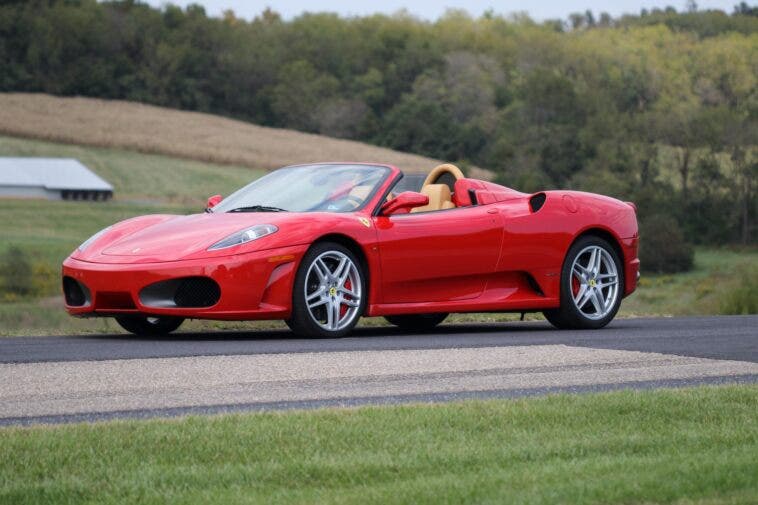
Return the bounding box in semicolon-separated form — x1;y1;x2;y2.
0;157;113;201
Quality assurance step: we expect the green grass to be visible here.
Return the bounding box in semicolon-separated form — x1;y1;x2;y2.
621;248;758;317
1;386;756;504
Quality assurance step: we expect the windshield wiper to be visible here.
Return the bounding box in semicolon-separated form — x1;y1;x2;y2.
227;205;288;213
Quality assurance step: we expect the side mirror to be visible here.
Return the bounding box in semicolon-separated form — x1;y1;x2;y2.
380;191;429;216
206;194;222;210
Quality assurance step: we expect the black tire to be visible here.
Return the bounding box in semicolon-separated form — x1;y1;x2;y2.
543;235;624;330
115;315;184;336
384;313;448;331
286;242;367;338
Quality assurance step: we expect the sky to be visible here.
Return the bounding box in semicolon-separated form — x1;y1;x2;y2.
142;0;740;21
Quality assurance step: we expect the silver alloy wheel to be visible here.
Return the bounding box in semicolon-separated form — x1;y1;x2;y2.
570;245;619;320
304;251;362;331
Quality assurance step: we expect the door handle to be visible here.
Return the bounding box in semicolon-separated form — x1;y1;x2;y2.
487;208;498;214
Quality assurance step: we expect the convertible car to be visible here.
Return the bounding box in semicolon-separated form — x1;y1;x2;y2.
62;163;639;337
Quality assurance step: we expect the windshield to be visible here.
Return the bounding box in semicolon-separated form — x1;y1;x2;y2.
212;164;391;213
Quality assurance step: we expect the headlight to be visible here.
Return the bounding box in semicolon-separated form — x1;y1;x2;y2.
207;224;278;251
78;226;113;252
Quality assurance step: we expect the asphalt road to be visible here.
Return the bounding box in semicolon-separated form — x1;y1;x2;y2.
1;315;756;426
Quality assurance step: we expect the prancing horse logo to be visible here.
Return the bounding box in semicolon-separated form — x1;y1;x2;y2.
358;217;371;228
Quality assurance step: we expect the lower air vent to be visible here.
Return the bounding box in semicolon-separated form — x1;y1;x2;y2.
174;277;221;308
140;277;221;309
63;276;90;307
524;273;544;297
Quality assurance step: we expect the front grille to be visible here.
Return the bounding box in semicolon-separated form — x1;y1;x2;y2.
173;277;221;308
63;277;89;306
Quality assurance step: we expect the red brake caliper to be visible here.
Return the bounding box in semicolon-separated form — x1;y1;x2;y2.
340;279;352;317
571;274;580;297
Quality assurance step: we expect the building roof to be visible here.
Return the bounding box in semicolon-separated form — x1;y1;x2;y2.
0;157;113;192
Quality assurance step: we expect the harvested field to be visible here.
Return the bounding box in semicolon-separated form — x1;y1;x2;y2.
0;93;488;176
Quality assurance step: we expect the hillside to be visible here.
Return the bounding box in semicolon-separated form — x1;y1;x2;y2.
0;93;475;175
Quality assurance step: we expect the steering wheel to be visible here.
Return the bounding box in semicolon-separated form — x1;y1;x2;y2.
421;163;465;191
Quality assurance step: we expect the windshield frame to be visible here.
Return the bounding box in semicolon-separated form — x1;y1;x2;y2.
211;163;393;214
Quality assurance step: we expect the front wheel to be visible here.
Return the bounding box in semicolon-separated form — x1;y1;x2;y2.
115;315;184;336
384;313;448;331
543;236;624;330
286;242;367;338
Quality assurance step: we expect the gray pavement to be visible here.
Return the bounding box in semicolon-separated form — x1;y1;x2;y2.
1;315;756;425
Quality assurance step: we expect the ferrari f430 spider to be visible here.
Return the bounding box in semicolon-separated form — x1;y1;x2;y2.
63;163;639;337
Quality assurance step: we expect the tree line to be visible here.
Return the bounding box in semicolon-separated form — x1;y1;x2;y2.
0;0;756;261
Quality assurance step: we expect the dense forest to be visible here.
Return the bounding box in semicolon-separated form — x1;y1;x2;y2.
0;1;756;261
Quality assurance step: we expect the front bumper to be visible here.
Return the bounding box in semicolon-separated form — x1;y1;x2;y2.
62;245;305;320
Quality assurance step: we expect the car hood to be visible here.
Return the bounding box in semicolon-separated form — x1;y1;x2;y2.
74;212;329;264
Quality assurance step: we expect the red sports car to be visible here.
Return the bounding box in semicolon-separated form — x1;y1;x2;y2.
62;163;639;337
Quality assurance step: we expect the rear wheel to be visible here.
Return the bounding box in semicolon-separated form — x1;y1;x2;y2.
286;242;366;338
543;236;623;330
115;315;184;336
384;313;448;331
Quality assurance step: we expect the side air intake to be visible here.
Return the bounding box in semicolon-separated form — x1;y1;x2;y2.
529;193;546;213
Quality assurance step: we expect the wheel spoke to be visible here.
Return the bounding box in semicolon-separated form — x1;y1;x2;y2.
330;300;341;329
596;280;618;289
590;289;605;313
306;286;325;301
308;297;328;309
314;259;329;282
573;283;588;304
325;299;335;328
595;249;605;275
573;264;588;280
341;298;360;308
338;285;358;298
587;248;598;275
332;257;348;279
576;286;593;309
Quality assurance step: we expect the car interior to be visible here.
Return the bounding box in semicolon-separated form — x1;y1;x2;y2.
347;163;508;214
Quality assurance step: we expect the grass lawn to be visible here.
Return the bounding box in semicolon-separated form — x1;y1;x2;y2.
621;248;758;317
1;385;756;504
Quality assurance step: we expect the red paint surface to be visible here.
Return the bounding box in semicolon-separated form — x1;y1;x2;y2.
63;164;639;321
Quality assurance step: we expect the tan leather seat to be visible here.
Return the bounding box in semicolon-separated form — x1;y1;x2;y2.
411;184;455;213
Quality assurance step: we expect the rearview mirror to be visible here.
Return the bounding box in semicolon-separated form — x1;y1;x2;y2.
380;191;429;216
206;194;222;210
